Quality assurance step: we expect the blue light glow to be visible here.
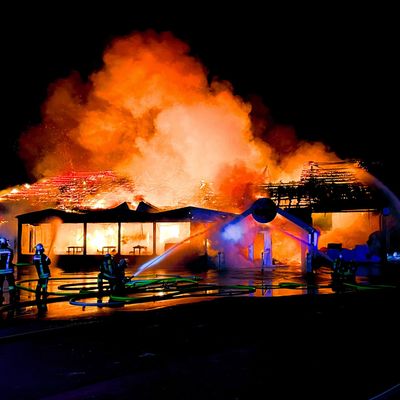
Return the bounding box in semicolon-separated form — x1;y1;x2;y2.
221;223;243;243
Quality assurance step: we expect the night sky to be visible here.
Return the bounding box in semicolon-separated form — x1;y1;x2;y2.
2;4;398;193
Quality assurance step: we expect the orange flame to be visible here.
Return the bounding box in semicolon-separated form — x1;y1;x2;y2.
18;31;338;211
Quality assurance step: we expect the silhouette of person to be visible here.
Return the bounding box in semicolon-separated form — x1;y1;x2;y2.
33;243;51;311
0;237;17;305
98;254;128;301
98;253;116;301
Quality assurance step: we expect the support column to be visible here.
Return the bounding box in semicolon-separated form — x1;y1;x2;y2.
248;243;254;262
152;223;157;256
117;222;121;255
262;229;272;267
83;223;87;256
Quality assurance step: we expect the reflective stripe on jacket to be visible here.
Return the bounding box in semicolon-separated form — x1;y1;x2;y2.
33;253;51;279
0;248;13;274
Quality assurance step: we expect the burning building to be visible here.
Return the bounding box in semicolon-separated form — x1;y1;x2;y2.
15;201;235;268
0;171;137;210
261;160;386;255
1;31;396;273
4;160;392;273
15;196;323;273
11;192;364;276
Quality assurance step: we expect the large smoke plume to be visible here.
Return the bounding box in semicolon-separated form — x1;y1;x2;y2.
19;30;338;211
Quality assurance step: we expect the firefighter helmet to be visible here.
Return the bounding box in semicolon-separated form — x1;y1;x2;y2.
35;243;45;253
0;237;8;248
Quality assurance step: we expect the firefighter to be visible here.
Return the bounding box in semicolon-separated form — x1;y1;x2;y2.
33;243;51;310
332;254;356;282
98;255;128;301
113;258;128;295
367;230;386;262
97;253;117;301
0;236;16;305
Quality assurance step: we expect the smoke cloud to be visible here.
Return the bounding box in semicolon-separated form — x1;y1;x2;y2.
19;30;338;210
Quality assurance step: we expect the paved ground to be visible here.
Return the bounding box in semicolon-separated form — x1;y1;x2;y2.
1;289;399;399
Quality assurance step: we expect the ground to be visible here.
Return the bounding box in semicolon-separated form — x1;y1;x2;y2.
1;290;399;399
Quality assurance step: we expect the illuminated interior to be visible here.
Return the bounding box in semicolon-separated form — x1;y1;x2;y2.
53;223;84;254
19;211;377;265
312;211;380;249
21;223;53;254
270;228;303;265
155;222;191;255
86;223;118;255
265;214;305;265
120;223;153;255
20;221;193;257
